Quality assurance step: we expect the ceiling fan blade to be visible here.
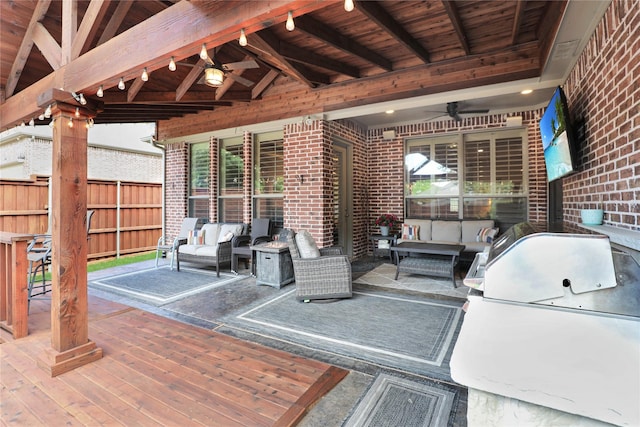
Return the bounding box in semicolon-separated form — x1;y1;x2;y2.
223;60;259;70
227;74;254;87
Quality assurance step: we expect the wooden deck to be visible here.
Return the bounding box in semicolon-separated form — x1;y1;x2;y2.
1;296;348;426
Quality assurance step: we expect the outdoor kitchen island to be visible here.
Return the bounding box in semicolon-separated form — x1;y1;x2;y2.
450;223;640;427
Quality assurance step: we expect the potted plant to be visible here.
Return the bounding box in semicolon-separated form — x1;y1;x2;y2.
375;214;399;236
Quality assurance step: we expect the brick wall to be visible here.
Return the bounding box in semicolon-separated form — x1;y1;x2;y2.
165;142;188;239
562;0;639;230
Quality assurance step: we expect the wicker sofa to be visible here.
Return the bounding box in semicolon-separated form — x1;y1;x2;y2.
396;219;498;256
281;229;352;301
176;222;246;276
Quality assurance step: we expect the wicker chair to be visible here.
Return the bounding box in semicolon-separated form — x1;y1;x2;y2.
281;229;352;301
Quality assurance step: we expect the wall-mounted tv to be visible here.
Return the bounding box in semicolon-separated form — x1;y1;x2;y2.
539;86;577;182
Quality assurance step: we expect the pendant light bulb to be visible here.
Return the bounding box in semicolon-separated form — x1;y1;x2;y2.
39;113;45;121
20;121;25;127
168;56;176;71
199;44;208;60
44;104;52;119
75;107;80;117
344;0;355;12
286;11;295;31
79;93;87;105
97;85;104;97
141;67;149;82
68;117;73;128
29;118;35;127
118;77;125;90
239;29;247;46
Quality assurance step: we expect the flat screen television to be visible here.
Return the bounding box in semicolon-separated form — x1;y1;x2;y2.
539;86;577;181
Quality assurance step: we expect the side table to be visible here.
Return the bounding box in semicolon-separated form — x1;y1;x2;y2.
250;241;294;288
370;234;398;263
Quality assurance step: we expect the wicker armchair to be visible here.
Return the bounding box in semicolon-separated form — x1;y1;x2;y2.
281;229;352;301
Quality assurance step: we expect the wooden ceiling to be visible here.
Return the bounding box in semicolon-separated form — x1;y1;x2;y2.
0;0;566;128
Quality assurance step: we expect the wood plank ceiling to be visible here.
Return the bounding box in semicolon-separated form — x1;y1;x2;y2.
0;0;566;128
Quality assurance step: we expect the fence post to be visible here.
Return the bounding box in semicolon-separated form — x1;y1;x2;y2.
116;180;121;258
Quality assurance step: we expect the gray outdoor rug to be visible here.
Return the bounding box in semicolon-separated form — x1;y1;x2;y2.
354;263;469;299
89;266;243;306
221;288;463;380
344;373;455;427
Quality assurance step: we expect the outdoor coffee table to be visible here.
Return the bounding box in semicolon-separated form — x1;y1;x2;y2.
390;242;465;287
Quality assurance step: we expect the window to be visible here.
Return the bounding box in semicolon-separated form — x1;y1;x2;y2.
218;137;244;223
405;130;527;223
253;131;284;231
405;135;460;219
188;142;210;219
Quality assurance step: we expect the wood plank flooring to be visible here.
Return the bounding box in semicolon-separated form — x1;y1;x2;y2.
1;297;348;426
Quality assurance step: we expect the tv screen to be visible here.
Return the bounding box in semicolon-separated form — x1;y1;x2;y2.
539;86;576;181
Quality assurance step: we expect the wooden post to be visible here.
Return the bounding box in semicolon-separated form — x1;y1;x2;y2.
37;89;102;376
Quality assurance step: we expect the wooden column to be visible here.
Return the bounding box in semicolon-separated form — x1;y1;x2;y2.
37;89;102;376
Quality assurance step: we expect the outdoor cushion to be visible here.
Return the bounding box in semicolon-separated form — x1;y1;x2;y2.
401;224;420;240
295;230;321;258
477;227;499;243
178;244;202;256
195;245;219;257
462;220;495;242
218;223;243;243
403;219;432;241
431;220;461;242
202;223;220;246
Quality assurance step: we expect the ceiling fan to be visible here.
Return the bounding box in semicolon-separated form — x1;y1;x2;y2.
184;49;260;87
424;102;490;122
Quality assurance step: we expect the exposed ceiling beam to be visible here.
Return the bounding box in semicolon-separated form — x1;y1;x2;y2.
5;0;52;97
511;1;526;45
279;42;360;78
295;14;393;71
441;0;470;55
176;59;206;101
61;0;77;65
96;1;132;46
32;23;62;70
71;0;110;59
252;69;280;99
252;29;319;87
127;77;145;102
99;91;233;105
1;0;332;128
354;0;430;63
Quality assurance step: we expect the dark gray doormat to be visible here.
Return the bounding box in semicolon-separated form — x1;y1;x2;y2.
89;266;243;306
221;289;463;381
344;373;455;427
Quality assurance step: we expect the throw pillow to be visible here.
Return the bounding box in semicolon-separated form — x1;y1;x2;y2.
477;227;498;243
295;230;321;258
401;223;420;240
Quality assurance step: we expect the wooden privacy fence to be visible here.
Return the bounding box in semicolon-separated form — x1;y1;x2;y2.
0;176;162;260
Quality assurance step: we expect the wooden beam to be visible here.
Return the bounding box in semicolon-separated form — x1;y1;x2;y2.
5;0;52;97
355;0;430;63
127;77;145;102
1;1;333;128
72;0;110;59
61;0;77;65
441;0;470;55
99;91;233;105
252;29;319;87
176;59;206;101
96;0;132;46
279;43;360;78
32;23;62;70
295;14;393;71
511;1;526;45
252;69;280;99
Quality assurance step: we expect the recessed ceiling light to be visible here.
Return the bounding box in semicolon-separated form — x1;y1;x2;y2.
521;89;533;95
385;110;395;114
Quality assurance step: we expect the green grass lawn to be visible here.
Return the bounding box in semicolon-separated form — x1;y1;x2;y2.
33;251;156;281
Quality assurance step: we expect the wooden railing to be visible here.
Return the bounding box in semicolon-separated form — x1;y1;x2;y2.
0;232;31;339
